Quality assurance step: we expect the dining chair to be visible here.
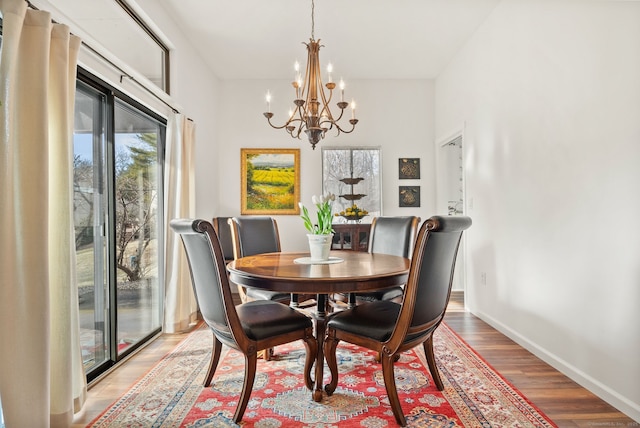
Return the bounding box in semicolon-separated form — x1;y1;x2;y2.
229;216;316;360
169;218;318;423
324;215;472;426
211;217;235;263
339;216;421;307
227;216;291;304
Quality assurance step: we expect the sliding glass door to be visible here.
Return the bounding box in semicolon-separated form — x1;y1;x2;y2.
74;82;109;373
113;101;163;355
74;76;165;380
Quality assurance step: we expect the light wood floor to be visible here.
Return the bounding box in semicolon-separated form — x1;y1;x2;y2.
71;292;636;427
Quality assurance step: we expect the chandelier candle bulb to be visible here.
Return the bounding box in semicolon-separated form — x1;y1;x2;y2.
294;61;302;96
351;100;356;119
340;79;345;102
266;91;271;113
327;63;333;83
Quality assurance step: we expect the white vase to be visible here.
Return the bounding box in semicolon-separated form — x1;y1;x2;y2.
307;233;333;261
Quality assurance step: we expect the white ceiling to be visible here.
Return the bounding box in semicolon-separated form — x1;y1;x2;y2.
41;0;502;81
158;0;502;80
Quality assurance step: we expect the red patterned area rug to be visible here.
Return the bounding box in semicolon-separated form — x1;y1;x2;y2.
88;323;556;427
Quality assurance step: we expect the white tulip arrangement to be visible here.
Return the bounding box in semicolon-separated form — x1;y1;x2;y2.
298;193;335;235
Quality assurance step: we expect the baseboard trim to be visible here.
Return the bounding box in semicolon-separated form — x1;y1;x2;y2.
473;309;640;422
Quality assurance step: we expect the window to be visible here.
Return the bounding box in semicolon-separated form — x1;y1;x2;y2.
53;0;170;92
322;147;382;223
74;70;166;381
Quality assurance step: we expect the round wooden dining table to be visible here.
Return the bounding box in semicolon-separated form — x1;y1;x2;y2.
227;250;410;402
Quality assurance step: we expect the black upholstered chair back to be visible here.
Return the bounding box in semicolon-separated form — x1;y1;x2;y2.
368;216;421;258
229;216;281;258
171;219;318;424
212;217;235;262
169;219;237;342
403;216;472;331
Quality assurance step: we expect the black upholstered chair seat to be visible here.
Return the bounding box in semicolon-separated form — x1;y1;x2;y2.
237;300;313;340
245;287;292;303
327;301;400;342
327;300;438;347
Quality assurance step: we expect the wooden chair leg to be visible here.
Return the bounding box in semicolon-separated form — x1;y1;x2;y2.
323;330;339;396
381;354;407;427
424;335;444;390
204;334;222;387
375;351;401;363
301;329;318;391
234;353;257;423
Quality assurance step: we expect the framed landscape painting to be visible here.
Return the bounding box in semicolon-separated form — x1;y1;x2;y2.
240;148;300;215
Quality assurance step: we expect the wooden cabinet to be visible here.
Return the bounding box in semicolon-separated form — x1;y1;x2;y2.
331;223;371;252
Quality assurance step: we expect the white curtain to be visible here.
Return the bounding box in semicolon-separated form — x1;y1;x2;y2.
163;114;198;333
0;0;86;426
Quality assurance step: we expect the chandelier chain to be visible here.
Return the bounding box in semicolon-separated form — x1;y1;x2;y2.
311;0;315;40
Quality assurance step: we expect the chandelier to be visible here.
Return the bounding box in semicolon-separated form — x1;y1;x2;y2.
263;0;358;150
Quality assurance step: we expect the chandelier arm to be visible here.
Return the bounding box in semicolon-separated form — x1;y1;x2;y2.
320;96;333;116
292;125;304;139
331;106;346;123
264;115;295;131
293;106;308;131
318;98;336;123
328;119;358;135
289;106;303;125
264;110;308;131
317;77;332;117
313;45;337;124
302;40;318;121
318;116;338;130
319;103;332;122
266;115;306;131
299;40;312;111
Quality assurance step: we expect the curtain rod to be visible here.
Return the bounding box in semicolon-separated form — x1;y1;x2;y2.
81;41;182;116
25;0;192;121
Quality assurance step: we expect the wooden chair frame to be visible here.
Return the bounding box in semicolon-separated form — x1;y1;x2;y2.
171;219;318;423
324;216;471;426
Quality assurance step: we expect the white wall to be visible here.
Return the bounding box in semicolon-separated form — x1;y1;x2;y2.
216;79;437;251
131;0;222;218
435;0;640;420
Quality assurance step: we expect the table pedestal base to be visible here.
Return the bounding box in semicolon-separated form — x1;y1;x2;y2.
311;294;327;402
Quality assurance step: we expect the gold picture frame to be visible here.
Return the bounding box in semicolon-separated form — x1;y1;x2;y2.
240;148;300;215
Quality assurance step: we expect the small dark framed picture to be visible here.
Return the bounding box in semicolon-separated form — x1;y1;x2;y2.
399;186;420;207
398;158;420;179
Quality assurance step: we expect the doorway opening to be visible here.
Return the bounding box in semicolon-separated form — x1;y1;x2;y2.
438;134;466;305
